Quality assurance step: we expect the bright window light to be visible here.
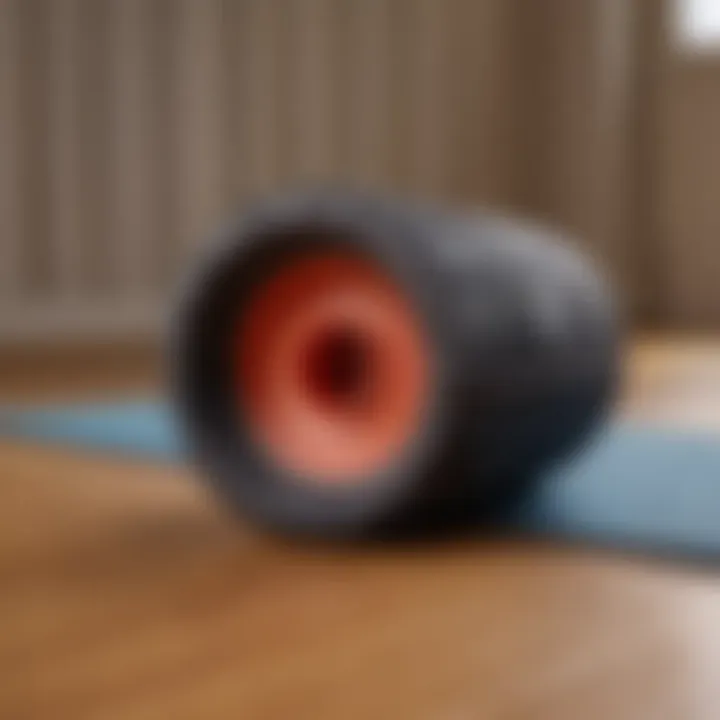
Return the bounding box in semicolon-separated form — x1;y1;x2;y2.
677;0;720;49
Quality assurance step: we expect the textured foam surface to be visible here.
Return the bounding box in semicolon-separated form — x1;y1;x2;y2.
1;401;719;558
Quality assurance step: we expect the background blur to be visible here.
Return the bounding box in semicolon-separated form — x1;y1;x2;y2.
0;0;718;350
4;4;720;718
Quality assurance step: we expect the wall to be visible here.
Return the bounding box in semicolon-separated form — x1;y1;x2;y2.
513;0;645;320
0;0;530;343
653;1;720;327
0;0;646;343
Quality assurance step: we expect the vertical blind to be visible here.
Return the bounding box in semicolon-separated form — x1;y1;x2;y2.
0;0;534;341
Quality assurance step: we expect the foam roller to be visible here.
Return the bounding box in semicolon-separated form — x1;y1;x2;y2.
172;191;618;536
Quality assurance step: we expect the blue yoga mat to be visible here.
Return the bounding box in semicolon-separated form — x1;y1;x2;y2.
2;401;720;559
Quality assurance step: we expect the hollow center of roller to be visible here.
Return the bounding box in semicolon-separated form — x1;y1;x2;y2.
302;324;374;416
237;251;430;481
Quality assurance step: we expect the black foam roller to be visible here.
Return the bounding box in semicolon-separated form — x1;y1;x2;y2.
172;191;619;537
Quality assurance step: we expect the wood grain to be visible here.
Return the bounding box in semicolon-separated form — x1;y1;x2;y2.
2;337;720;719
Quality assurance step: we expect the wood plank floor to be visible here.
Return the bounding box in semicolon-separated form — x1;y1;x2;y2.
2;337;720;719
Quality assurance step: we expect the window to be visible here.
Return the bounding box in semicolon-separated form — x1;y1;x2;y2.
676;0;720;49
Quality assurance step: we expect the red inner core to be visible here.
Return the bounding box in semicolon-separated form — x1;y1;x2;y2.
236;253;430;484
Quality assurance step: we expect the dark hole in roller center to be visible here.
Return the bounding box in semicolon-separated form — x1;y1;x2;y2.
302;325;376;415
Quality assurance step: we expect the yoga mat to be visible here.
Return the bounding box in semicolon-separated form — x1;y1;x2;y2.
2;401;720;559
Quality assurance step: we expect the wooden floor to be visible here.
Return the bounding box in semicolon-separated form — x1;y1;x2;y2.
2;337;720;719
